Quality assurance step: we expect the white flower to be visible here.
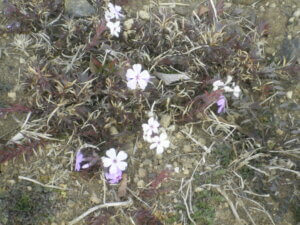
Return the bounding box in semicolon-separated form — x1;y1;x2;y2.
105;11;115;22
212;76;241;97
212;80;225;91
105;3;124;22
107;21;121;37
213;75;233;91
223;85;233;92
126;64;150;90
225;75;233;85
101;148;128;174
142;117;159;136
232;84;241;98
150;132;170;154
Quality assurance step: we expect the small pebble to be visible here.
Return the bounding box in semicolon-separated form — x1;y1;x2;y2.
143;159;152;166
139;10;150;20
138;168;146;178
289;17;295;23
137;180;145;188
183;145;192;153
293;8;300;18
7;91;16;101
160;114;172;128
67;200;75;208
124;19;134;30
27;186;32;191
276;129;284;136
286;91;293;99
90;193;101;204
175;132;184;139
183;168;189;175
195;187;203;192
109;126;118;135
7;179;16;185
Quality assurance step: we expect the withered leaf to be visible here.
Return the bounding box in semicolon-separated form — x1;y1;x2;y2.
89;56;103;74
154;72;190;85
198;6;209;16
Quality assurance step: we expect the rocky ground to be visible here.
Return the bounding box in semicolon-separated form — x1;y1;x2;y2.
0;0;299;225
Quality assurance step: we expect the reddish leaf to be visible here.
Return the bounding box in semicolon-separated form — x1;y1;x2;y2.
150;169;171;189
134;209;163;225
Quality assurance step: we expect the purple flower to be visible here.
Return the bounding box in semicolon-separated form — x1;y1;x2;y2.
216;95;226;114
105;168;123;184
75;150;92;171
75;151;84;171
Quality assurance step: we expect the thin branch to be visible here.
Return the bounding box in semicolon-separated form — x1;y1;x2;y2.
69;198;133;225
18;176;70;190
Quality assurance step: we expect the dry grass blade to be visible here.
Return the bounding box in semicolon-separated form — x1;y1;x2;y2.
69;198;133;225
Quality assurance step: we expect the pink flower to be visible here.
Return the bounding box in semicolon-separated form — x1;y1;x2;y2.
126;64;150;90
105;168;123;184
101;148;128;174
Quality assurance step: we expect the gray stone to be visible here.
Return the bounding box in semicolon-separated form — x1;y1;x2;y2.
65;0;95;17
160;114;172;128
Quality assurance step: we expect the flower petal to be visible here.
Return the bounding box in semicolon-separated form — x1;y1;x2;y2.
142;123;149;132
117;161;128;171
140;70;150;80
102;157;112;167
224;86;233;92
138;79;148;90
81;163;90;169
163;139;170;148
225;75;233;85
106;148;117;159
217;105;225;114
160;132;168;140
132;64;142;74
126;69;136;79
117;151;128;161
213;80;224;88
143;134;154;143
156;146;164;154
115;5;122;12
150;142;157;149
127;79;137;89
109;164;118;174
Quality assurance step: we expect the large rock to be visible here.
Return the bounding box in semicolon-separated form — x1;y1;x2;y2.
65;0;95;17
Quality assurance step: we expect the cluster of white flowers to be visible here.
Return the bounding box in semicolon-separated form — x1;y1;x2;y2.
142;117;170;154
105;3;124;37
213;75;241;98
